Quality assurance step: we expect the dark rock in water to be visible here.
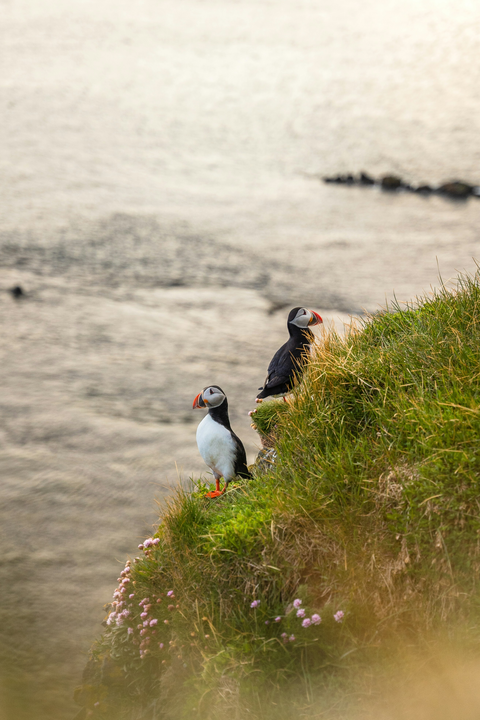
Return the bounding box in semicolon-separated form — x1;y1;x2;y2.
324;174;355;185
10;285;24;299
380;175;403;191
359;171;375;186
437;181;473;199
323;172;479;200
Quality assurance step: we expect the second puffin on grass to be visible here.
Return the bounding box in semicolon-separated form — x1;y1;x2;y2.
256;307;323;401
193;385;252;498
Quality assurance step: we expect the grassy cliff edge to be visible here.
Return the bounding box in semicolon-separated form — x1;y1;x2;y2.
75;272;480;719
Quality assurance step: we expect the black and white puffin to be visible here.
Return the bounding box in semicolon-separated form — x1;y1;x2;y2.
256;307;323;401
193;385;252;498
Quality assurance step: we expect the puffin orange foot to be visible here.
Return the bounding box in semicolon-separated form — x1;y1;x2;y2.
205;489;224;499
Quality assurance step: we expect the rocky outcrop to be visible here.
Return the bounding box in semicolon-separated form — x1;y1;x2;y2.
322;173;480;200
437;181;474;199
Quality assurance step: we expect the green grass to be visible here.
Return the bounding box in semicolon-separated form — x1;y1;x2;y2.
76;271;480;719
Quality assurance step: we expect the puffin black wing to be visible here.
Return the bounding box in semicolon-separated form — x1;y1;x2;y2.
257;338;307;399
231;431;252;479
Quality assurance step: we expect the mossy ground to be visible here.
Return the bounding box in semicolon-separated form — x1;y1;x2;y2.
75;271;480;720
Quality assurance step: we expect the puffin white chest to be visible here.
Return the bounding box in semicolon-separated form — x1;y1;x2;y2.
196;414;236;481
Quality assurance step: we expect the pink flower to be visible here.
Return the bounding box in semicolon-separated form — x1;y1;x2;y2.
275;616;281;623
296;609;305;618
334;610;344;623
164;620;169;624
250;600;260;609
149;619;158;626
144;538;153;548
129;594;134;599
143;620;149;627
302;618;312;628
153;538;160;545
281;632;287;638
311;614;321;625
167;590;174;598
293;599;302;609
140;612;148;619
127;628;133;635
289;635;296;642
265;620;270;625
138;544;144;550
159;643;164;649
140;629;148;636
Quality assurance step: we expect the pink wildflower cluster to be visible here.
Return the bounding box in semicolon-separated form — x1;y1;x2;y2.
136;595;163;658
107;561;133;627
137;537;160;557
105;552;177;660
250;600;260;609
334;610;344;623
291;599;323;632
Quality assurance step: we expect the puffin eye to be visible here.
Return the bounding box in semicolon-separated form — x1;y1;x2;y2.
209;388;214;395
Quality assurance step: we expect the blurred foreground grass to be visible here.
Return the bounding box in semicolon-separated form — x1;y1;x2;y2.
76;270;480;719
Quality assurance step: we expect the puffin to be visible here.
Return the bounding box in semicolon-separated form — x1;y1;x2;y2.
193;385;252;498
256;307;323;401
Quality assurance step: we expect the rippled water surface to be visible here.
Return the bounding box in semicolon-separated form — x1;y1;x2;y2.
1;0;480;716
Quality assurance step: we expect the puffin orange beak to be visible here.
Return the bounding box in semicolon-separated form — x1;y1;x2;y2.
193;393;206;409
309;310;323;326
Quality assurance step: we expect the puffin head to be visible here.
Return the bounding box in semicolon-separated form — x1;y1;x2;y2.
192;385;226;409
288;307;323;329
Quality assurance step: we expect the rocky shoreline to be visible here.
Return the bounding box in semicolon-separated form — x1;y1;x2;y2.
323;173;480;199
